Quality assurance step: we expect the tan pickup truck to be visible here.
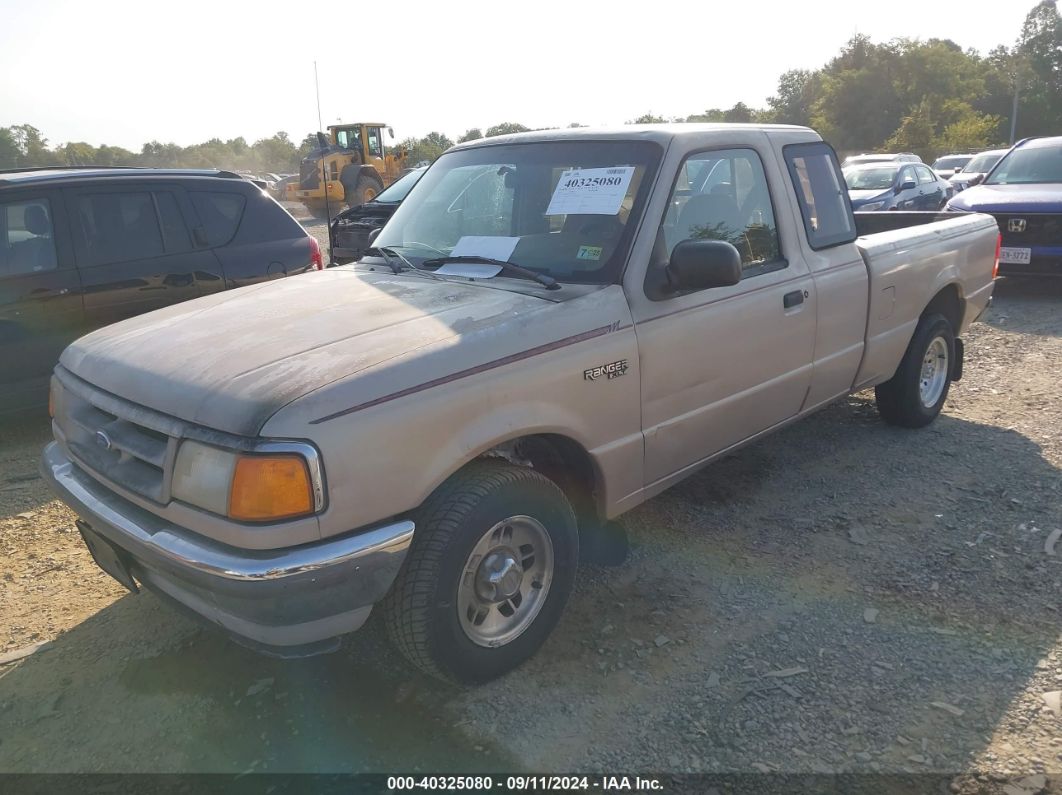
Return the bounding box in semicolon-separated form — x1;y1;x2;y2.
42;125;999;683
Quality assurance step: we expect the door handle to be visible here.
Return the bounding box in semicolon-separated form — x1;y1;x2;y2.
783;290;804;309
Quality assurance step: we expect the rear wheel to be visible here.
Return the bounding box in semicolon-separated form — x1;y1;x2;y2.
875;313;955;428
383;461;578;684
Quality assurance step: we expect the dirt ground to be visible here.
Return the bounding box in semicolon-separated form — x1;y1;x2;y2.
3;277;1062;790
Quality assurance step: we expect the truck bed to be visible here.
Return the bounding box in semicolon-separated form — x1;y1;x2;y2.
852;212;999;391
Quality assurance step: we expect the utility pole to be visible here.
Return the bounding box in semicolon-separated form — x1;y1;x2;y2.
1009;55;1023;145
1010;75;1020;144
314;61;324;133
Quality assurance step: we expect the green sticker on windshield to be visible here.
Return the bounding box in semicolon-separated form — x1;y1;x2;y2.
577;245;603;261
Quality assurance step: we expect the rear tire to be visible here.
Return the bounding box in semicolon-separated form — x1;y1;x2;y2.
383;461;579;684
875;312;955;428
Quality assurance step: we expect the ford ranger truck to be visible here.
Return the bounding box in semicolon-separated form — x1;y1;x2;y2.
42;125;999;683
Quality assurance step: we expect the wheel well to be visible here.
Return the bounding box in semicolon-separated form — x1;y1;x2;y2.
479;435;602;528
923;284;963;332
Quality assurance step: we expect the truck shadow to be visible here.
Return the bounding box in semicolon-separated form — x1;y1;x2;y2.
598;395;1062;774
1;399;1060;776
0;592;516;773
984;278;1062;338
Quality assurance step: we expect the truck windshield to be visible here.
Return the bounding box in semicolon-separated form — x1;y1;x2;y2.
373;167;426;203
986;144;1062;185
963;152;1003;174
844;166;899;190
932;155;972;171
371;140;662;284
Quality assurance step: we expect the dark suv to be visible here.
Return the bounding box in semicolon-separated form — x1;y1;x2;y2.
1;167;322;412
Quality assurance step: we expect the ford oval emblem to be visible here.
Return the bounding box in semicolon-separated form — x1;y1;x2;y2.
95;430;113;451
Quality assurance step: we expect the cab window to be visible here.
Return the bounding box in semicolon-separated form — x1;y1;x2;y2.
661;148;782;279
367;127;383;158
335;129;355;149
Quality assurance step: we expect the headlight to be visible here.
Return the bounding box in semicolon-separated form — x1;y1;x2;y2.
858;201;886;212
172;440;320;522
172;441;238;516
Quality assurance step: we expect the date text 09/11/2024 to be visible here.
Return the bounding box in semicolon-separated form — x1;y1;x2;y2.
386;775;664;791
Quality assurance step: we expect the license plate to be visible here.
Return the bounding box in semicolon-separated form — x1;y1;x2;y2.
1000;247;1032;265
76;520;139;593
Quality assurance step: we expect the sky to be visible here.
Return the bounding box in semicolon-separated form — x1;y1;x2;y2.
0;0;1036;151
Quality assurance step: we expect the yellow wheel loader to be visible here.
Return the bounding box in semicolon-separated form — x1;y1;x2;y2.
291;123;408;219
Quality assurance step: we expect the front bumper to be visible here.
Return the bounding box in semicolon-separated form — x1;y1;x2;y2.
41;442;414;656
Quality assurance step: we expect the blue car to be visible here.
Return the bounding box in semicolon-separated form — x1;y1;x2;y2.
844;162;952;212
946;136;1062;276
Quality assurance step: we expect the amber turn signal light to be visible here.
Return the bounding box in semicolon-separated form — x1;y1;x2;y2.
228;454;314;522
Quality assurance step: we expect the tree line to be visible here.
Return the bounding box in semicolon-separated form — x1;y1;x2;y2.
2;1;1058;173
630;0;1060;161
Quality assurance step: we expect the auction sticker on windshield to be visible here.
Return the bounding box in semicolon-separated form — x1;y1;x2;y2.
546;167;635;216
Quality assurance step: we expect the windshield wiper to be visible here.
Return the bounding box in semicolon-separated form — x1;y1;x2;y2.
421;256;560;290
366;246;442;281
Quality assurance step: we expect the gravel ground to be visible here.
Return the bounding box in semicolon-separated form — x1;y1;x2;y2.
2;273;1062;791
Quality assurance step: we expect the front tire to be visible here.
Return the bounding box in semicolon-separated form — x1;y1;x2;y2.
875;312;955;428
383;461;579;684
344;174;384;206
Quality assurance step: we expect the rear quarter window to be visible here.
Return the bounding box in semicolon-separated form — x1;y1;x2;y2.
783;142;857;250
229;189;306;245
188;191;246;247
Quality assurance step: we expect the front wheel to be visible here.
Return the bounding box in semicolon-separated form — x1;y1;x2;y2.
382;461;578;684
345;175;384;206
875;312;955;428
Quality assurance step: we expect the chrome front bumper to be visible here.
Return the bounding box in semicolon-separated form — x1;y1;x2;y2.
41;441;414;656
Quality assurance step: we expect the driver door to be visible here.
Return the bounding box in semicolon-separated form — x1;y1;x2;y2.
633;147;817;486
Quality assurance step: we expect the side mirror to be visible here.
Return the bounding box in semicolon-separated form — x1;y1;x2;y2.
367;228;383;247
666;239;742;292
387;127;395;139
897;180;917;192
967;174;985;186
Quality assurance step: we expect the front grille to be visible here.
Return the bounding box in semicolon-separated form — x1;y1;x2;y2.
994;213;1062;247
55;373;178;504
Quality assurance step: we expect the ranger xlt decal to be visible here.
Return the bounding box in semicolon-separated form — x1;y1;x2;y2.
584;360;629;381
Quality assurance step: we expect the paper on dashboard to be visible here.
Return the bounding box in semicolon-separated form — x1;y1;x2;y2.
434;262;504;278
449;236;520;261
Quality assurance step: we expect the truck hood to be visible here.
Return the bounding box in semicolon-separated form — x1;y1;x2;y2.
948;183;1062;213
60;269;554;436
